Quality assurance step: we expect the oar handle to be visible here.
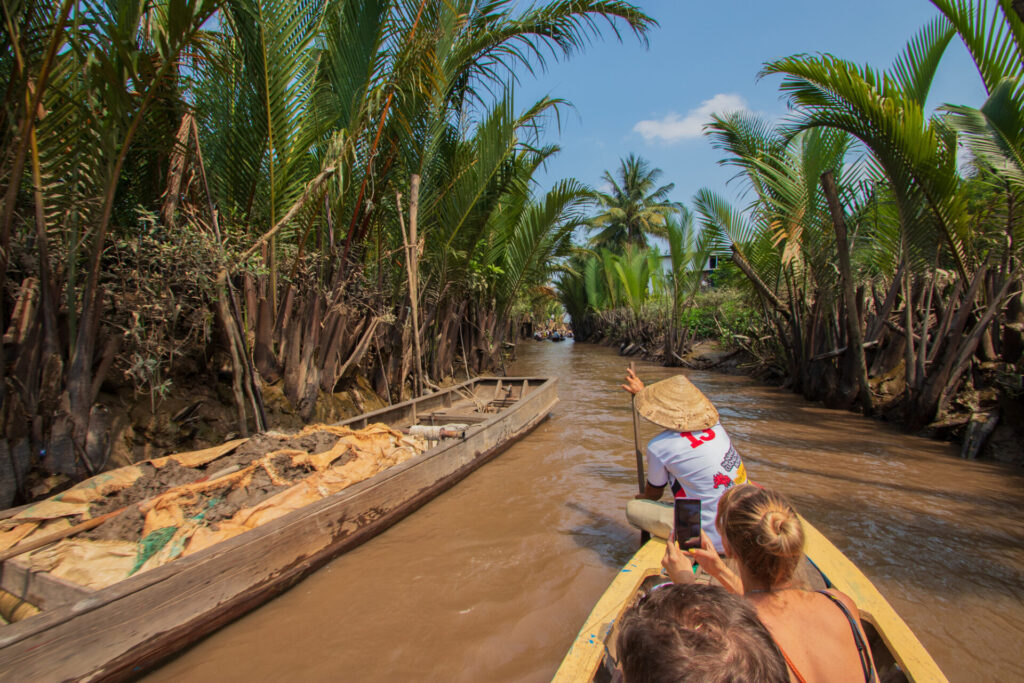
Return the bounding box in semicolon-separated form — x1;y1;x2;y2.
630;362;645;495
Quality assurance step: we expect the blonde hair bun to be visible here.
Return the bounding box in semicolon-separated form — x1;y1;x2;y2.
720;486;805;586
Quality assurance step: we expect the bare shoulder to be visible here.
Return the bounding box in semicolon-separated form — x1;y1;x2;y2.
822;588;861;618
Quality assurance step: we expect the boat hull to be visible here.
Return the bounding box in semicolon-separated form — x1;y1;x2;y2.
0;377;557;681
552;514;946;683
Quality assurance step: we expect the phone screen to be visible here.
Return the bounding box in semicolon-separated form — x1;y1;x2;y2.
674;498;702;550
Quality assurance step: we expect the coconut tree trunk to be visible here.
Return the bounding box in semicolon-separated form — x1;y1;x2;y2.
821;171;871;414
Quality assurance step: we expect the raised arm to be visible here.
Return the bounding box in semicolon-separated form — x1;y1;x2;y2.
622;367;644;395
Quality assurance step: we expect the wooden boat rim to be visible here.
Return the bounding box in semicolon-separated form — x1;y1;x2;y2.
0;376;557;649
334;375;548;428
551;515;948;683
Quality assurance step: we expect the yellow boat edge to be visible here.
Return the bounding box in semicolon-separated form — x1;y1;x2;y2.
551;538;667;682
552;517;947;683
799;516;947;683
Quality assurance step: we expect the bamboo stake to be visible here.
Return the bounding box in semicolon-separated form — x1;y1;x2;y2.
398;176;425;397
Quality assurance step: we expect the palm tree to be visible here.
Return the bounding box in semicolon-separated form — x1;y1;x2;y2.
663;208;717;363
0;0;656;501
741;10;1023;426
933;0;1024;194
588;153;679;250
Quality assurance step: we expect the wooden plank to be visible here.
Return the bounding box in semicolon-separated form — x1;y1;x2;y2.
800;517;948;683
0;379;557;681
552;539;665;682
418;413;488;424
0;559;92;611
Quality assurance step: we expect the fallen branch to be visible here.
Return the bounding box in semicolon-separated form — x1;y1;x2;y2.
810;340;879;362
961;410;1000;460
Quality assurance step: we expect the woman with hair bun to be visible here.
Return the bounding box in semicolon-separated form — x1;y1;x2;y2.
663;484;876;683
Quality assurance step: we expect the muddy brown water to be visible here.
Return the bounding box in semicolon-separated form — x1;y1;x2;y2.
147;342;1024;682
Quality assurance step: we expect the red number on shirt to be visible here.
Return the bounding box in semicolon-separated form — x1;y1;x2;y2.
681;429;716;448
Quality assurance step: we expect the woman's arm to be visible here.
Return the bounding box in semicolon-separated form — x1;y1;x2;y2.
691;531;743;594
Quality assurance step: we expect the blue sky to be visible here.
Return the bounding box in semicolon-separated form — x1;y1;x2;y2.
515;0;989;209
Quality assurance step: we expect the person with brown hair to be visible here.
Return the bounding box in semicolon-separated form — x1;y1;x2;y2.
663;484;877;683
616;582;790;683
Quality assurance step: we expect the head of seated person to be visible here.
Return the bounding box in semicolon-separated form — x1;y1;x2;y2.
716;483;804;588
616;582;788;683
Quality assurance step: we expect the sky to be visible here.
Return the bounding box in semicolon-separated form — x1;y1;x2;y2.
513;0;990;209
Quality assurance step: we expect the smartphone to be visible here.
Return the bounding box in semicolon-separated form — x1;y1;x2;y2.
674;498;702;550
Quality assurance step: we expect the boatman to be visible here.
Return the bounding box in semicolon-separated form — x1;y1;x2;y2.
622;368;747;553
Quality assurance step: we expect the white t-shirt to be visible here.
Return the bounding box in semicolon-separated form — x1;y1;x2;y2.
646;423;748;552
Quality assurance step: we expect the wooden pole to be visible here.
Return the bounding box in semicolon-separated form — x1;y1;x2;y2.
410;175;424;395
629;362;650;545
398;176;425;397
629;362;645;495
0;509;123;563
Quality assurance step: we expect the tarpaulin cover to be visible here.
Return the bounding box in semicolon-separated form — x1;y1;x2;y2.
2;423;427;591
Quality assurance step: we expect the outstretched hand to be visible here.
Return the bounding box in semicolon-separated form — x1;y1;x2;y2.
662;531;696;584
622;367;644;395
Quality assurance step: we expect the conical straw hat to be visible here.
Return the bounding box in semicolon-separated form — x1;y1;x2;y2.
634;375;719;432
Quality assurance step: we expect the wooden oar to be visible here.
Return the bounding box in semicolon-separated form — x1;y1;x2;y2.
629;362;650;545
629;362;645;495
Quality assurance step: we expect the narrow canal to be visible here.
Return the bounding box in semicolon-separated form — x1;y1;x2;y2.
148;341;1024;682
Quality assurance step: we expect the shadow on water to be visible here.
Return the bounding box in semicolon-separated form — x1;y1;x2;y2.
743;453;1024;513
563;500;637;569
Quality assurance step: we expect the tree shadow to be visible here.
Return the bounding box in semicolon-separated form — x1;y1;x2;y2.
742;453;1024;515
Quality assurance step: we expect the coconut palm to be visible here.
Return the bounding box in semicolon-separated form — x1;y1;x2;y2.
742;11;1024;425
933;1;1024;194
588;153;679;250
0;0;656;501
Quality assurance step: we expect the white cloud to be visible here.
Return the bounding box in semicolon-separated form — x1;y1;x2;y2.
633;94;749;143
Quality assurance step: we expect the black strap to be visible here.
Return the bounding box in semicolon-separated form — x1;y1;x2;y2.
817;591;875;683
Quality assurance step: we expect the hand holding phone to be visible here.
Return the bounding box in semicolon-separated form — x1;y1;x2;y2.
673;498;702;551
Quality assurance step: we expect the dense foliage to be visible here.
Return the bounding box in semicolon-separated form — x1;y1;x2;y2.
0;0;654;502
562;1;1024;459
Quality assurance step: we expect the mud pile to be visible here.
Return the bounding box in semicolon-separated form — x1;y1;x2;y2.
0;424;428;591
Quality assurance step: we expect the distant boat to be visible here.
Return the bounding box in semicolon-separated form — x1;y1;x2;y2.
552;514;947;682
550;332;564;342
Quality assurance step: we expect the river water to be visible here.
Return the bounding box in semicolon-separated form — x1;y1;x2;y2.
148;341;1024;682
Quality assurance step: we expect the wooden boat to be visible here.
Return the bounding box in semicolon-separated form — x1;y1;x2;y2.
0;376;557;681
553;515;947;683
